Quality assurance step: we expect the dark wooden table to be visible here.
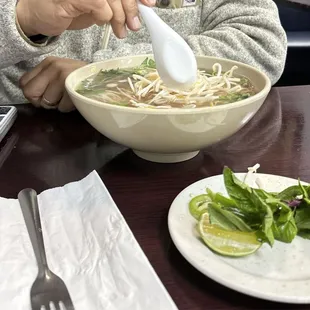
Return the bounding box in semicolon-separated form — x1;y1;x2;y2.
283;0;309;5
1;85;310;309
275;0;310;10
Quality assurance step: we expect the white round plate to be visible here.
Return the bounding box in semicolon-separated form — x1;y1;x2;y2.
168;173;310;304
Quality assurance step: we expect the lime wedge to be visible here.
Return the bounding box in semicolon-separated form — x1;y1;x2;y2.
198;213;261;257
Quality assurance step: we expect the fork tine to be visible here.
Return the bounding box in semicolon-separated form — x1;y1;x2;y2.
32;304;47;310
63;300;75;310
59;301;66;310
53;301;61;310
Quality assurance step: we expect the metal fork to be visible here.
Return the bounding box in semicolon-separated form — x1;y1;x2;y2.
18;189;75;310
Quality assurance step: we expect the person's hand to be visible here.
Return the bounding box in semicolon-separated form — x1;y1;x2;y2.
19;57;86;113
16;0;155;39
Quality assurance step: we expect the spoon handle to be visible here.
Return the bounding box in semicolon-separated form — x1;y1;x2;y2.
137;2;167;35
18;189;48;274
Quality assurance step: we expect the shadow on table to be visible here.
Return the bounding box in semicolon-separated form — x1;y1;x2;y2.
0;108;127;197
100;148;205;174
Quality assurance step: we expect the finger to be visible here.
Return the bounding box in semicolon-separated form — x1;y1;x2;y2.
91;0;113;26
40;97;59;110
28;97;41;108
22;65;59;104
121;0;140;32
68;14;97;30
107;0;127;38
58;91;75;113
139;0;156;6
40;78;65;109
20;56;56;87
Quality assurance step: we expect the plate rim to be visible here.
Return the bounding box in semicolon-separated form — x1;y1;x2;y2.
168;172;310;304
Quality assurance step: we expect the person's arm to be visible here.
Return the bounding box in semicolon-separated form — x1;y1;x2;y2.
1;0;154;70
188;0;287;85
0;0;60;69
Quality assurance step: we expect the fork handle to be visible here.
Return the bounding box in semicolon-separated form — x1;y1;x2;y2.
18;189;48;274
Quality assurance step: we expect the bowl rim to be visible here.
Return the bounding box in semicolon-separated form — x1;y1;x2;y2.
65;54;271;115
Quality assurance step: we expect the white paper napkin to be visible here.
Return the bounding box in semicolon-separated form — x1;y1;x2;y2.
0;171;178;310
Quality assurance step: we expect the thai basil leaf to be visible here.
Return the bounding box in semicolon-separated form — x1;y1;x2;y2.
208;203;238;231
251;191;274;246
206;188;215;200
217;92;253;104
223;167;262;217
208;202;252;232
295;208;310;230
277;184;310;201
211;191;237;208
298;179;309;199
76;89;106;96
272;211;297;243
265;197;291;214
298;229;310;239
276;185;303;201
223;167;274;245
253;188;277;201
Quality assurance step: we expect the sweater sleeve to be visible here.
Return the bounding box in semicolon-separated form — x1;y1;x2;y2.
188;0;287;85
0;0;60;69
92;43;153;63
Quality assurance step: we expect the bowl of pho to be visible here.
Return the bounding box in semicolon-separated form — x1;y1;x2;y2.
65;55;271;163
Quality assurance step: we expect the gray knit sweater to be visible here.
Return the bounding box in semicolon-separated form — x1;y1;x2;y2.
0;0;287;105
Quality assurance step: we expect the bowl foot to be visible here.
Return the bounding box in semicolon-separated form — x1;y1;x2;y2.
133;150;200;163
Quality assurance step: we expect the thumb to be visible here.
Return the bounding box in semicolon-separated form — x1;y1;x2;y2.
68;14;97;30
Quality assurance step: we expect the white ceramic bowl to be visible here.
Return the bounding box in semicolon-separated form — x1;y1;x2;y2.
65;55;271;163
